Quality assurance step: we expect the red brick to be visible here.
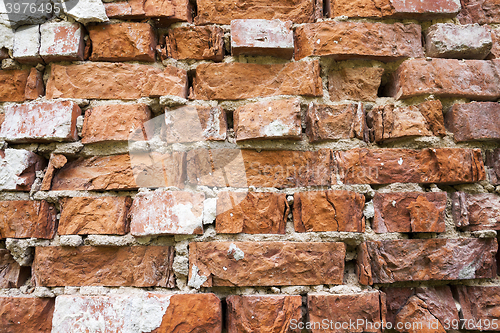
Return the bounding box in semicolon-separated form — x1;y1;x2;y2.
39;22;84;62
490;27;500;59
387;58;500;100
234;99;302;141
58;197;132;235
165;105;227;143
454;286;500;331
306;103;366;142
104;0;193;23
329;67;384;102
357;238;497;285
458;0;500;24
293;190;365;232
130;191;204;236
331;0;461;19
0;297;54;333
383;286;459;329
129;151;187;188
40;154;67;191
0;200;57;239
89;23;157;62
294;22;423;60
166;26;224;61
52;293;221;333
187;149;331;188
0;69;30;102
231;19;294;58
216;192;288;234
0;100;81;143
47;155;138;191
0;48;8;60
189;241;345;287
25;67;44;100
226;295;302;333
367;100;446;143
372;192;447;233
0;249;30;288
486;148;500;184
190;61;322;100
452;192;500;231
445;102;500;142
195;0;319;24
81;104;151;144
334;148;485;185
46;63;188;100
0;149;46;191
425;23;493;59
33;246;175;287
308;292;386;333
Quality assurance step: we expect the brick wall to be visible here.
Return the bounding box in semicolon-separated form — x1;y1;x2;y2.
1;0;500;332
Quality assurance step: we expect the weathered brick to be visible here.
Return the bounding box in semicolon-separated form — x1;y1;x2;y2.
490;27;500;59
130;190;204;236
39;22;84;62
234;99;302;141
331;0;461;19
33;246;175;287
187;149;331;188
452;192;500;231
81;104;151;144
216;192;288;234
387;58;500;100
486;148;500;184
425;23;492;59
293;190;365;232
367;100;446;143
190;61;322;100
104;0;193;23
306;103;366;142
0;200;57;239
47;155;138;191
334;148;485;185
166;26;224;61
308;292;386;333
129;151;187;188
0;100;81;143
13;25;41;63
0;149;46;191
329;67;384;102
0;297;54;333
357;238;497;285
189;241;345;287
165;105;227;143
226;295;302;333
458;0;500;24
58;197;132;235
231;19;294;58
88;22;156;62
454;286;500;331
46;63;188;100
51;293;222;333
0;69;30;102
0;249;30;288
24;68;44;100
383;287;459;331
372;192;447;233
445;102;500;142
295;22;423;60
195;0;319;24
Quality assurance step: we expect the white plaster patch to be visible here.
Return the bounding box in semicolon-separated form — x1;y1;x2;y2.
203;198;217;225
0;149;43;191
188;265;207;289
40;21;83;60
13;24;40;61
0;23;13;50
51;294;171;333
262;120;291;137
228;243;244;260
62;0;109;24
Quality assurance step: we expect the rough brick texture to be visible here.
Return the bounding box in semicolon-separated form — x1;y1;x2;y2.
0;250;30;288
0;100;81;143
486;148;500;184
0;149;46;191
445;102;500;142
452;192;500;231
295;22;423;60
293;190;365;232
0;200;57;239
33;246;175;287
166;26;224;61
189;241;345;287
46;63;188;100
329;67;384;102
39;22;85;62
458;0;500;24
0;70;31;102
104;0;193;23
0;297;54;333
455;286;500;331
